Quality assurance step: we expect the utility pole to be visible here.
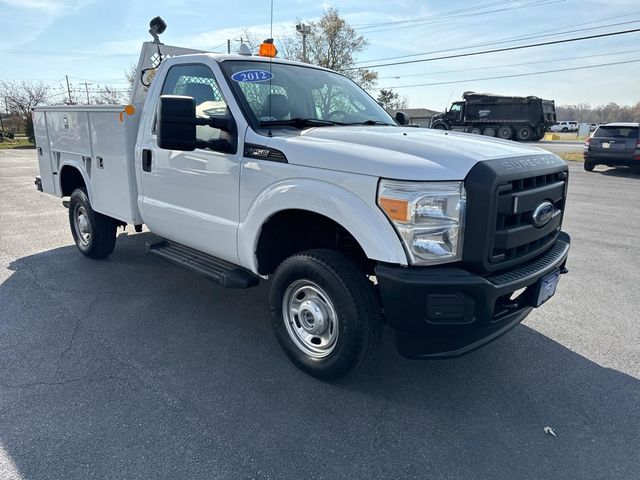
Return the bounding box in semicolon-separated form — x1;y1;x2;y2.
227;39;231;54
80;82;92;104
65;75;73;104
296;23;311;62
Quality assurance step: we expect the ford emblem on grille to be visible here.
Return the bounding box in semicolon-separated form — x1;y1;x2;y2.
532;201;555;227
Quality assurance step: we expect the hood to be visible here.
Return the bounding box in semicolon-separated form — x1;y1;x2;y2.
265;126;554;181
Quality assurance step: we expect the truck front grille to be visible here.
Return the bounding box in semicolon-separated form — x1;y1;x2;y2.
462;155;568;273
490;171;567;266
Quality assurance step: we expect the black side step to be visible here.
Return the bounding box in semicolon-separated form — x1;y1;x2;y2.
146;240;259;289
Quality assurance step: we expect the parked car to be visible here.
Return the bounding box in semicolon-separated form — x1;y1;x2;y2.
550;121;578;132
0;131;15;142
584;123;640;173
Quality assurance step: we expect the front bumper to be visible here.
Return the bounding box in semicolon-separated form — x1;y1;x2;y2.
376;231;570;359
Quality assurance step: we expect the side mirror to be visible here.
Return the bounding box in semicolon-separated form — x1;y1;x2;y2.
157;95;197;151
395;111;410;126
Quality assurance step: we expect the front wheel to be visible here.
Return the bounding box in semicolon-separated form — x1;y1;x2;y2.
584;161;595;172
69;188;117;259
269;249;382;380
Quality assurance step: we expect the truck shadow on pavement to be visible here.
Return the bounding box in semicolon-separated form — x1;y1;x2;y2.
593;166;640;178
1;231;638;479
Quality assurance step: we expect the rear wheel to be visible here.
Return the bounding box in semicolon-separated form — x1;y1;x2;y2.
69;188;117;259
497;125;513;140
470;126;482;135
269;249;382;380
516;126;534;141
583;161;595;172
482;127;496;137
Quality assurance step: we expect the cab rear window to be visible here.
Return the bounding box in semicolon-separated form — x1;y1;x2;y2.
593;126;639;138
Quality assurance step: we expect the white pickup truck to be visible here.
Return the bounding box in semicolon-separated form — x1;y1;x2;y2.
33;39;570;379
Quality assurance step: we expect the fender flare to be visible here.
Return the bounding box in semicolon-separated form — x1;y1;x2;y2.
238;178;408;273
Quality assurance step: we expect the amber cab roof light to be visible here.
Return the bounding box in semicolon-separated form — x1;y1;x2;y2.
259;38;278;58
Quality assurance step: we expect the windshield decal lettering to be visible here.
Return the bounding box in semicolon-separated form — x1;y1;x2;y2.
231;70;274;83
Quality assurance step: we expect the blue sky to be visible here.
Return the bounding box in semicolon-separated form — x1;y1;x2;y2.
1;0;638;109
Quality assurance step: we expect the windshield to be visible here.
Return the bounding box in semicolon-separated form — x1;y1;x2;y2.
220;60;395;129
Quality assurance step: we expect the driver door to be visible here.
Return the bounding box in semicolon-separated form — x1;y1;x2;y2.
139;63;241;264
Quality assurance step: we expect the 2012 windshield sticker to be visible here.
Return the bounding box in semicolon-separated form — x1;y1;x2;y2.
231;70;273;83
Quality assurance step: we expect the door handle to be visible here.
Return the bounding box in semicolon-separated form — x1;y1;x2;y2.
142;149;152;172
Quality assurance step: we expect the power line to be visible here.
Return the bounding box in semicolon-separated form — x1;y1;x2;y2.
349;27;640;70
380;58;640;89
357;0;564;34
352;0;522;29
355;18;640;66
353;0;519;30
378;47;640;79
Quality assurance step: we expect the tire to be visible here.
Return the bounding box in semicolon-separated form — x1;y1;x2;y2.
482;127;496;137
516;126;534;141
633;164;640;175
562;127;568;132
269;249;383;380
497;125;513;140
470;127;482;135
69;188;117;259
433;124;447;130
583;161;595;172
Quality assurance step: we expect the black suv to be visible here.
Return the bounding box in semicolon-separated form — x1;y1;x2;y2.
584;123;640;173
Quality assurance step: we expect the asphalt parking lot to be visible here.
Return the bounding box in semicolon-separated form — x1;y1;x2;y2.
1;149;639;479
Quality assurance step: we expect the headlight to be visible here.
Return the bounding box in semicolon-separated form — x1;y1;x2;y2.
377;180;466;265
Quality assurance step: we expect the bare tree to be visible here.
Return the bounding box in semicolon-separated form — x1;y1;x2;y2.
125;63;137;93
0;80;50;141
556;101;640;123
377;88;408;111
280;8;378;90
93;86;128;105
0;80;49;120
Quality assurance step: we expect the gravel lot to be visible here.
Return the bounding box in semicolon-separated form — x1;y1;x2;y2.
1;150;638;479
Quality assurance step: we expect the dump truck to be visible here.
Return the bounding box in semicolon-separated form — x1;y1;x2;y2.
430;92;556;141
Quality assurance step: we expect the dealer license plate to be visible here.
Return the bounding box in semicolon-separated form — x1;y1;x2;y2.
535;271;561;307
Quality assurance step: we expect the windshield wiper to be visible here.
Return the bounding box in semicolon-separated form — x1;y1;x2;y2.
341;120;393;126
259;118;345;129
